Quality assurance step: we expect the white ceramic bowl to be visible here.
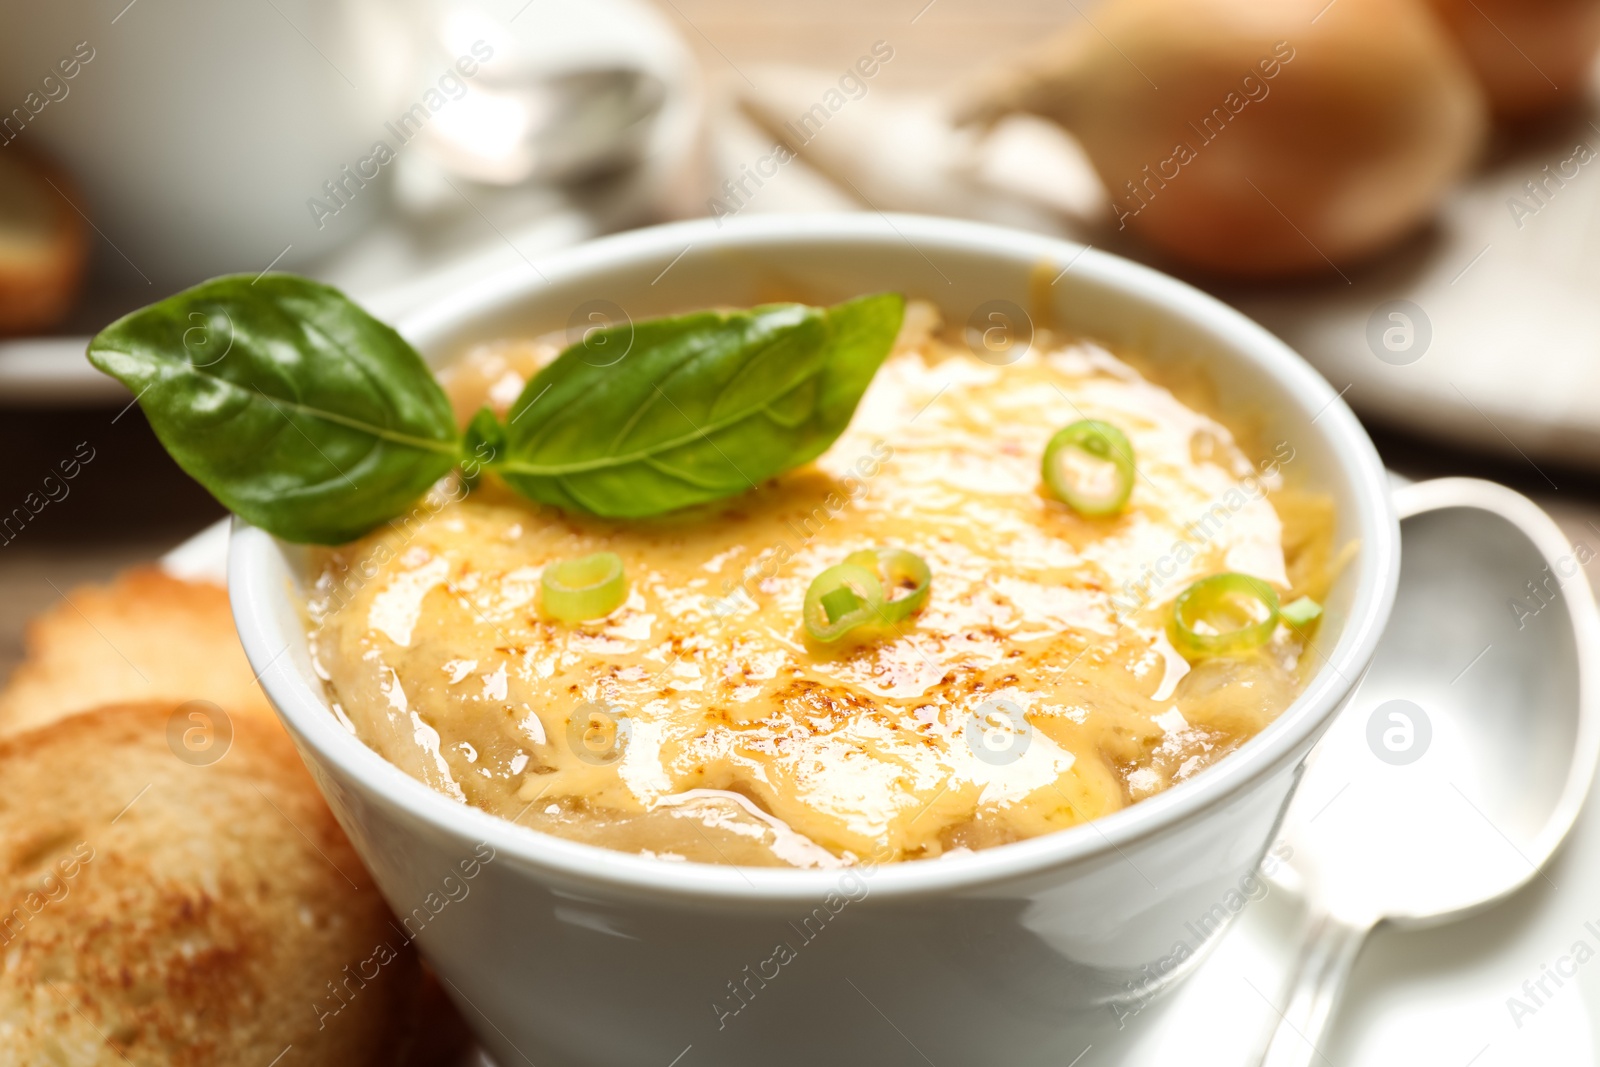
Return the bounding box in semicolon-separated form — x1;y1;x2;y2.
230;214;1400;1066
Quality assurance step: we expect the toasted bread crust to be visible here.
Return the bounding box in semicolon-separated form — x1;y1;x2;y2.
0;567;276;736
0;703;418;1065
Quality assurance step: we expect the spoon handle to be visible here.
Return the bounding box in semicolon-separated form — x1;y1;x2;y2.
1258;910;1372;1067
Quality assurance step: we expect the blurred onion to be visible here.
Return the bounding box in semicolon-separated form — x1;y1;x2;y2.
1426;0;1600;120
957;0;1487;279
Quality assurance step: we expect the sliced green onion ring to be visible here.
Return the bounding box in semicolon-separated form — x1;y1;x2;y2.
1280;595;1323;628
844;547;932;622
541;552;628;622
1171;572;1280;658
1042;420;1136;517
803;563;885;643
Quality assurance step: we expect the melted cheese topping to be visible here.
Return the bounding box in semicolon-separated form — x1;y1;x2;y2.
308;316;1324;867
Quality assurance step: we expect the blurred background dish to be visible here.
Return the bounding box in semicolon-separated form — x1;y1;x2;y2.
0;0;701;398
358;0;674;187
322;0;703;303
0;0;385;285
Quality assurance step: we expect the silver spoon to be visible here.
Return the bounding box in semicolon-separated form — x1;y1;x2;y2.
1259;477;1600;1066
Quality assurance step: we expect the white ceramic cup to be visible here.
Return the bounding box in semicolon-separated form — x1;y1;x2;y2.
230;214;1400;1066
0;0;383;285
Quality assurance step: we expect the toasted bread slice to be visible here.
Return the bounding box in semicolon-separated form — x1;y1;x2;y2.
0;567;276;736
0;151;88;335
0;701;420;1065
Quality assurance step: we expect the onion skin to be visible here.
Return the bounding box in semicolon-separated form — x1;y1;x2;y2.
957;0;1487;278
1426;0;1600;120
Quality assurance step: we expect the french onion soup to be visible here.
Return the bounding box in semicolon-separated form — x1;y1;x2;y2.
305;301;1338;868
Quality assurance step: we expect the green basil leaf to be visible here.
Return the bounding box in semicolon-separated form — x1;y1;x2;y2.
87;274;460;544
494;292;905;517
